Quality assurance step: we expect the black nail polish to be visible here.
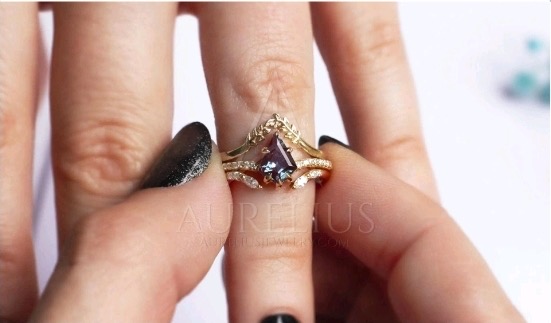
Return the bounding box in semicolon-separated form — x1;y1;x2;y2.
141;122;212;189
318;135;349;148
260;314;299;323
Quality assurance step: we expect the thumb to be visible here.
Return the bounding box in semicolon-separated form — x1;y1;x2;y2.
31;122;232;323
315;139;523;322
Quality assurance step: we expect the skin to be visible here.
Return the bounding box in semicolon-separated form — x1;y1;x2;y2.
0;2;524;323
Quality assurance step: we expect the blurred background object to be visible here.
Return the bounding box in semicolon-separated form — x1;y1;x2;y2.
503;37;549;105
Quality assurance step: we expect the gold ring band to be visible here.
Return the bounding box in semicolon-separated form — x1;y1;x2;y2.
222;158;333;172
226;168;331;189
220;114;331;189
221;113;324;161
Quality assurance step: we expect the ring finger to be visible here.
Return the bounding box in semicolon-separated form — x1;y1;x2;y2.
197;3;316;322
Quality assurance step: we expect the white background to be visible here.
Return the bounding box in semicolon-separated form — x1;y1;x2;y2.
33;3;549;322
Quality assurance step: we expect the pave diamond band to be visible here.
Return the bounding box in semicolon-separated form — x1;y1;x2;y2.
222;159;333;172
226;171;263;189
220;114;331;189
223;158;332;189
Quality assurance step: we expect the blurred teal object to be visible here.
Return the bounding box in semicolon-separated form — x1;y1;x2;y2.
527;38;543;53
538;81;550;104
511;71;537;97
504;37;549;107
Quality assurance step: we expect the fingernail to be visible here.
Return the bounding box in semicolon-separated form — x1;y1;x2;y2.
260;314;299;323
141;122;212;188
318;135;349;148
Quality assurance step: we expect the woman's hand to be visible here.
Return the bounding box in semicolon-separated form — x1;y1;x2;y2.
312;139;525;322
0;2;524;322
30;123;232;322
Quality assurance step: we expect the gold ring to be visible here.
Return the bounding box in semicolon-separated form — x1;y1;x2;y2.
221;113;323;161
221;114;332;189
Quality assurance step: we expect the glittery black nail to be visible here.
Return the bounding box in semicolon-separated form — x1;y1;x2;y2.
141;122;212;188
260;314;299;323
318;135;349;148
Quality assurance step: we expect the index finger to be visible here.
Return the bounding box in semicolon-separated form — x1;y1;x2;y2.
316;143;524;322
31;124;232;322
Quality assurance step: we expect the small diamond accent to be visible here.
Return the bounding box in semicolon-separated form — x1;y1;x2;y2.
226;171;262;189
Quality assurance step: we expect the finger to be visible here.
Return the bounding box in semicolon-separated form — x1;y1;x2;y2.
311;3;438;200
0;3;39;321
311;4;436;320
50;3;178;245
314;138;398;322
316;142;524;322
31;123;232;322
311;232;399;322
197;3;315;322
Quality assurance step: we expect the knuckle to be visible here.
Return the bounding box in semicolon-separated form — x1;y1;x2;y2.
372;134;426;165
228;202;311;272
234;234;311;273
0;228;19;276
0;215;32;279
231;49;312;114
0;99;16;151
341;18;404;75
0;85;24;152
53;104;150;199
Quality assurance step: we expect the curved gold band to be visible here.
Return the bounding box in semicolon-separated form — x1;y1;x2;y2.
292;169;329;189
223;158;332;189
226;169;331;189
220;113;323;161
222;158;333;172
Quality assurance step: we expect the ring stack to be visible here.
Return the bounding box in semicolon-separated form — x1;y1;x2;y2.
221;114;332;189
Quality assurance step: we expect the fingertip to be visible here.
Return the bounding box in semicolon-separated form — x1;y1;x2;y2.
141;122;212;189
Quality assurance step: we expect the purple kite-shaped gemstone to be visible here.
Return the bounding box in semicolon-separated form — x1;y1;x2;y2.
259;133;297;185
